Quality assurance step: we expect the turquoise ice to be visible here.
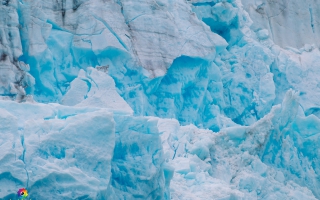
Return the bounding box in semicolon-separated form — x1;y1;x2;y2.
1;0;320;199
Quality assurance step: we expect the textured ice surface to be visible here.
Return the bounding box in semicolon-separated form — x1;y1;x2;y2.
3;0;319;126
0;101;115;199
61;67;133;114
108;115;165;200
120;0;227;77
242;0;320;49
160;90;318;200
0;100;165;200
1;0;320;199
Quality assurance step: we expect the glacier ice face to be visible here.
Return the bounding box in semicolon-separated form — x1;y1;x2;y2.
160;90;318;199
0;60;166;199
9;0;227;102
61;67;133;114
0;1;34;101
242;0;320;49
1;0;320;199
0;101;115;199
120;0;227;77
271;47;320;116
0;101;166;200
3;0;312;128
0;0;319;126
108;115;165;200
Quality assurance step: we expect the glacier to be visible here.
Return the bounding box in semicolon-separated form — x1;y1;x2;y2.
1;0;320;199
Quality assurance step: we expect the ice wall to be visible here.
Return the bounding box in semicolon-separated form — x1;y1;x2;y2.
1;0;320;127
160;90;319;199
0;1;34;101
0;100;165;200
0;101;116;199
3;0;225;101
1;0;320;199
120;0;227;77
108;115;165;200
241;0;320;49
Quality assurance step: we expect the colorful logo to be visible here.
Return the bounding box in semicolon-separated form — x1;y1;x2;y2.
17;188;28;199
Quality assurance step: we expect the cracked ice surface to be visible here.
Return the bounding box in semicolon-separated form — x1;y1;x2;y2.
1;0;226;103
1;0;320;199
0;99;165;199
241;0;320;49
120;0;227;77
160;90;319;200
0;101;115;199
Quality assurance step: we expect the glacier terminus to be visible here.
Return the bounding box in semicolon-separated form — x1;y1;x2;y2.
1;0;320;199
